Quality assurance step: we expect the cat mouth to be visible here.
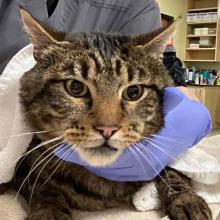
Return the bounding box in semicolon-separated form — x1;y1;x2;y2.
88;143;118;154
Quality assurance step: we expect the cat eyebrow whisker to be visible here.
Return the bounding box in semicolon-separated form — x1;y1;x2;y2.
132;144;172;191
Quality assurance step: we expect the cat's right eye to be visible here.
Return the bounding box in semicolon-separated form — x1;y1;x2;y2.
65;80;89;97
122;85;144;101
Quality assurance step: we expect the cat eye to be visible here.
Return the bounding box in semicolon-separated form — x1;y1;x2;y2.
122;85;144;101
65;80;88;97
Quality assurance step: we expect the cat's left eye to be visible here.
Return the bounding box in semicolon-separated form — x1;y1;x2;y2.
122;85;144;101
65;80;89;97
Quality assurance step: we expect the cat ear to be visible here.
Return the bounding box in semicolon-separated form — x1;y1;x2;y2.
133;18;181;55
20;8;65;48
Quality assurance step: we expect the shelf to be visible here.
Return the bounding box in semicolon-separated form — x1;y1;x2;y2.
185;0;220;62
188;85;220;87
187;34;216;37
186;48;216;50
184;59;216;62
188;7;218;12
187;21;217;24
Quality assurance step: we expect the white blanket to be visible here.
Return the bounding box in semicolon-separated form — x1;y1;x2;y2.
0;44;220;217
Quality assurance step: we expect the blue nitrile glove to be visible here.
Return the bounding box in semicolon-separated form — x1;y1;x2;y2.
54;87;212;181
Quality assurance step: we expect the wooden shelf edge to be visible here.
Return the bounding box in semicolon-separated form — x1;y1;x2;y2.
188;85;220;87
184;60;217;62
187;21;217;24
186;48;216;50
188;7;218;12
187;34;216;37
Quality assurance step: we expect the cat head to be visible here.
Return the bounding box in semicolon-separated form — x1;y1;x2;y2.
20;9;178;167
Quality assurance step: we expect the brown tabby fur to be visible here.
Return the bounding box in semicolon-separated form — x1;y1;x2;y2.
13;10;212;220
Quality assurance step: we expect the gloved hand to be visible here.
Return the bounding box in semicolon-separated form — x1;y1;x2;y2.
54;87;212;181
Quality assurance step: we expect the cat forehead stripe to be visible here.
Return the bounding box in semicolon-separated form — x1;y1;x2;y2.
88;52;103;73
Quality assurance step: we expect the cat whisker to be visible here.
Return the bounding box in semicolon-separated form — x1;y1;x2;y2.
50;144;75;170
132;144;172;191
23;110;31;115
28;145;72;212
14;143;66;201
0;129;66;140
14;141;65;183
56;144;78;175
128;146;146;175
142;143;177;184
26;142;65;184
146;137;178;150
39;145;75;190
29;142;65;174
11;135;65;166
149;134;185;143
147;136;182;153
142;138;177;161
136;142;171;184
0;131;48;140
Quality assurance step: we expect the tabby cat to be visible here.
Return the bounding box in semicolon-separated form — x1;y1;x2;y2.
14;9;212;220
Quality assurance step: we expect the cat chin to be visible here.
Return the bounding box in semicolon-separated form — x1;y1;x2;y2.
75;147;123;167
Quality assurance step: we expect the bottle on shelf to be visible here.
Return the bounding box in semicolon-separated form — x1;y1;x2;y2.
214;75;220;85
186;67;217;86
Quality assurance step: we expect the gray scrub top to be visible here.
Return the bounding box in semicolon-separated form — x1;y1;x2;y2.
0;0;161;74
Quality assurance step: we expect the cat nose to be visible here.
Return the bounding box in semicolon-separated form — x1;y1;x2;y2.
95;126;119;138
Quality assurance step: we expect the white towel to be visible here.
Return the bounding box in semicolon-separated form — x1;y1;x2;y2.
0;45;35;183
0;44;220;212
134;147;220;211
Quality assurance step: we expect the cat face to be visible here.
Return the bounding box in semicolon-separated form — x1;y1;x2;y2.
20;10;176;167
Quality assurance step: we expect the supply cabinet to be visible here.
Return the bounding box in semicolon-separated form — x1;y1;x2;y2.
185;0;220;62
189;86;220;129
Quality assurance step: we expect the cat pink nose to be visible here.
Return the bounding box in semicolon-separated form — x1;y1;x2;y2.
95;126;119;138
